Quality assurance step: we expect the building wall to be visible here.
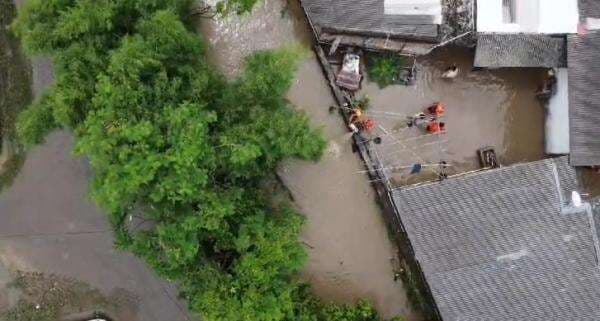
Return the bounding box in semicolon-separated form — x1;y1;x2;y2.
546;68;570;155
477;0;578;34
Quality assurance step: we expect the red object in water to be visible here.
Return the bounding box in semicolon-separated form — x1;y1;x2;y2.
356;119;376;132
427;102;445;117
364;119;375;131
427;121;445;134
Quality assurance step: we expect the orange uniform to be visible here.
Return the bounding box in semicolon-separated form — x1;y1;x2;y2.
427;103;445;117
427;122;445;134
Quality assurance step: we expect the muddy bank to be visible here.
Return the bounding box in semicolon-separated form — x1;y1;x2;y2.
1;270;133;321
359;46;546;185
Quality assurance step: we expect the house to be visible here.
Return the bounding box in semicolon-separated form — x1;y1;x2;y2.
473;0;578;68
392;156;600;321
474;0;600;166
300;0;445;54
476;0;579;34
300;0;600;163
568;0;600;166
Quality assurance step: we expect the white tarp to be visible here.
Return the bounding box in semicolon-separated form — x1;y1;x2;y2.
384;0;442;24
545;68;570;155
477;0;578;34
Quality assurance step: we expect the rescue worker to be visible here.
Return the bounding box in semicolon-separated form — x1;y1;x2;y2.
427;121;446;134
348;108;364;124
357;119;375;132
348;108;375;133
535;69;557;100
348;108;363;133
426;102;445;117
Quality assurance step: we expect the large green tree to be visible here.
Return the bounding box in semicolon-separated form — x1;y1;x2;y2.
12;1;402;321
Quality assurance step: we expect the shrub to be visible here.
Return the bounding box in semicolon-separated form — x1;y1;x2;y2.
367;53;405;88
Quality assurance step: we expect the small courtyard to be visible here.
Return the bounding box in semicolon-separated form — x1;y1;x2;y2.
352;47;548;186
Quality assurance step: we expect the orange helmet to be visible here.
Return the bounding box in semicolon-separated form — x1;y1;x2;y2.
431;103;445;116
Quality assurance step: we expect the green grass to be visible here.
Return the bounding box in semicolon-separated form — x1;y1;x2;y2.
367;53;405;88
0;0;32;192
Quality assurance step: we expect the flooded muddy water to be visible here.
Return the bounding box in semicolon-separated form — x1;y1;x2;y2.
282;59;419;321
359;47;547;185
197;0;311;78
582;168;600;198
200;1;420;319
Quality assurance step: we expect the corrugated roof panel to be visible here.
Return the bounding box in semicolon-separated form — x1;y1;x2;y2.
301;0;440;41
568;0;600;166
474;33;567;68
392;157;600;321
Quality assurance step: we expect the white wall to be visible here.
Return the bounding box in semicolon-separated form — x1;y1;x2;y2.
546;69;570;155
385;0;443;24
477;0;578;34
538;0;579;33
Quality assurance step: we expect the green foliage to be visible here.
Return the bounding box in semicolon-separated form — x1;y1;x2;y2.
13;1;397;321
351;95;371;111
319;300;389;321
216;0;261;15
0;152;25;193
15;95;57;147
290;287;404;321
399;262;430;314
367;53;405;88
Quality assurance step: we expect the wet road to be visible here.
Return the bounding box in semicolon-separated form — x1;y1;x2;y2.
0;2;195;319
0;131;193;321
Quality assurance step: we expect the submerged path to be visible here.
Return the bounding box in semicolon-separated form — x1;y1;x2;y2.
281;58;418;320
198;1;418;319
0;132;193;321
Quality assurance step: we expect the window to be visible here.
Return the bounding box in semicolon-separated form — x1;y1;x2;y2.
502;0;516;23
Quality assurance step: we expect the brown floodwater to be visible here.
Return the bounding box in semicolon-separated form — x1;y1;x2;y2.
582;168;600;198
199;1;420;319
282;58;419;321
359;47;547;185
196;0;311;78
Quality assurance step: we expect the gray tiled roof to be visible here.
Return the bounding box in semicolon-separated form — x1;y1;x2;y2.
474;34;567;68
568;0;600;166
579;0;600;18
392;157;600;321
301;0;440;42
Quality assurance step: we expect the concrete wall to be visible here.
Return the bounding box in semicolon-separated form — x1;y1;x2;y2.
384;0;442;24
477;0;578;33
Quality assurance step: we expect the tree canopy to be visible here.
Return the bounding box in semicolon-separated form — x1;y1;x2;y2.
12;1;403;321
